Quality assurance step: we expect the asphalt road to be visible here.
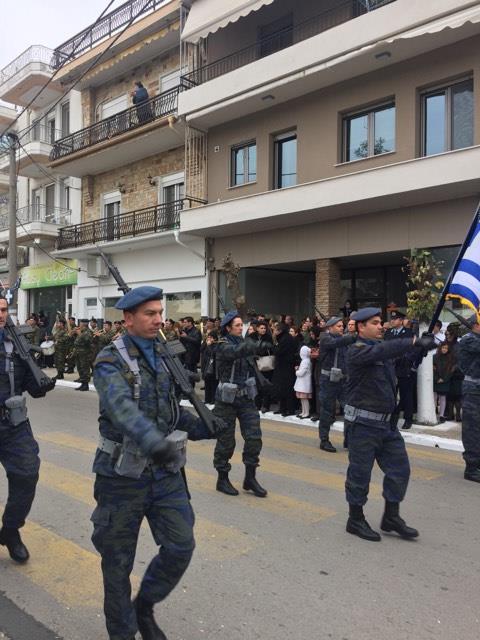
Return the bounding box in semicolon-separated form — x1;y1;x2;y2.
0;386;479;640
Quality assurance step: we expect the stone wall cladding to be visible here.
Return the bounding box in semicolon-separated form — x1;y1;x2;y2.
315;258;341;317
82;146;184;222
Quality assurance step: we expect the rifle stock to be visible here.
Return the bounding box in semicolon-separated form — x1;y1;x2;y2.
4;316;53;390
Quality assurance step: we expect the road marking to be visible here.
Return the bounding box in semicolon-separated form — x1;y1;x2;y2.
37;433;336;524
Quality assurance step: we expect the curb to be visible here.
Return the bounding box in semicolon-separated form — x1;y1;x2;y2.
53;381;464;454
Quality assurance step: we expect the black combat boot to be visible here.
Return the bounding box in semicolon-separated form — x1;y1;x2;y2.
216;471;239;496
381;501;419;539
402;419;413;430
75;382;89;391
243;465;267;498
346;505;381;542
464;465;480;483
319;439;337;453
134;595;168;640
0;527;30;563
56;373;64;380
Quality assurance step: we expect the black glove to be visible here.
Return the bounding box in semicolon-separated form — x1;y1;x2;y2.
150;438;178;465
414;333;436;351
43;377;57;392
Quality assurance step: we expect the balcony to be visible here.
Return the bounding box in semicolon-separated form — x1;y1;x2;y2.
0;45;63;108
49;87;183;177
0;204;71;246
0;124;62;179
0;105;17;129
56;197;203;251
179;0;480;128
0;175;8;195
51;0;173;69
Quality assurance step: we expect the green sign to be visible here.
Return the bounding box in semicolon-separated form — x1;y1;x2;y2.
20;260;78;289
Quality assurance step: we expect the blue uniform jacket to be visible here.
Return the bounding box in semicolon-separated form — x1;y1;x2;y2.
458;332;480;394
319;333;356;373
215;335;260;388
92;333;211;477
346;338;415;421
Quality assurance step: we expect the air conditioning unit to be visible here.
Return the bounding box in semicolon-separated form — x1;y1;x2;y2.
87;255;109;279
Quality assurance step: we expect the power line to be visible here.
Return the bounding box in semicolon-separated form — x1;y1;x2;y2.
0;0;117;139
12;0;155;146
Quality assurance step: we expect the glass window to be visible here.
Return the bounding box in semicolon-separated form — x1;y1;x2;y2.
422;78;473;156
274;132;297;189
231;142;257;186
344;103;395;161
61;102;70;137
165;292;201;320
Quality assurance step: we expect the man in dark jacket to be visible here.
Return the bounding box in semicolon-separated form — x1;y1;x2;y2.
344;307;435;542
384;310;416;429
318;317;356;452
272;322;298;416
179;317;201;373
457;313;480;483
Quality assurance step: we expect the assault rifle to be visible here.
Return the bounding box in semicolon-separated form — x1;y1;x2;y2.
0;280;55;391
96;247;219;434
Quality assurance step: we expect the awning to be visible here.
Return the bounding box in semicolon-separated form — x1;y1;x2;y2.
181;0;275;43
386;4;480;41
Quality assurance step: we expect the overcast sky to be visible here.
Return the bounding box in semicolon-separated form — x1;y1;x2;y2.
1;0;126;69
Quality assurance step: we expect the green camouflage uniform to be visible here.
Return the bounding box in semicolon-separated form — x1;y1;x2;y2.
54;329;72;375
74;327;93;384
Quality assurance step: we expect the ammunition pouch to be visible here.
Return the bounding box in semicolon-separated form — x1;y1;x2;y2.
329;367;344;383
113;436;148;479
217;381;238;404
4;396;28;426
245;376;257;400
163;430;188;474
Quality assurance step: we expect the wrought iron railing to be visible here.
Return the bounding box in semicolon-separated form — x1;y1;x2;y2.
50;87;179;162
56;197;203;249
0;204;71;231
0;45;54;86
51;0;171;69
181;0;397;88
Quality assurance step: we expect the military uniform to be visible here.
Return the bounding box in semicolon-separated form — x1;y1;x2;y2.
92;287;214;640
0;331;54;563
54;327;72;379
457;325;480;482
74;324;93;390
318;324;355;451
213;311;268;498
384;321;416;429
343;307;431;542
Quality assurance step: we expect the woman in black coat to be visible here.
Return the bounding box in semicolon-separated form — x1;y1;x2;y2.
272;322;298;416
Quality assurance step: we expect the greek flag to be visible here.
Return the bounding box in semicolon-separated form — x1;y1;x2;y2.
446;215;480;313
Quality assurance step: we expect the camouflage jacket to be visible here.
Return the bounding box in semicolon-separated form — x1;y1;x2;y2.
92;332;211;477
54;329;72;349
74;328;92;351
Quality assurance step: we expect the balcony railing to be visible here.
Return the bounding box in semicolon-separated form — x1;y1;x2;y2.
0;204;71;231
181;0;397;88
51;0;171;70
50;87;179;162
0;45;54;87
56;197;205;249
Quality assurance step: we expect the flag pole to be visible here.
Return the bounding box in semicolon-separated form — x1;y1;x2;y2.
428;200;480;332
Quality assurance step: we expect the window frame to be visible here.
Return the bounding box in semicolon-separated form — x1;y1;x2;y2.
420;76;474;157
273;130;297;190
342;100;396;163
230;140;257;187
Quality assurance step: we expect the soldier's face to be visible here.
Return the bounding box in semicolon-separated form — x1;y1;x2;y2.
125;300;163;338
359;316;383;340
0;300;8;328
227;318;243;337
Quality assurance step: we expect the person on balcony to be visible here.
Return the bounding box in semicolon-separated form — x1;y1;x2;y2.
131;81;153;124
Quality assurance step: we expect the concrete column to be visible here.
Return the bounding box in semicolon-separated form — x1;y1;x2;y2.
315;258;341;317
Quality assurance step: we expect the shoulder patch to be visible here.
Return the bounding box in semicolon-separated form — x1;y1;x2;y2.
353;341;366;348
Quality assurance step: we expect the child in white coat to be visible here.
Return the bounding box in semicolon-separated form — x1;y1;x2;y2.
294;345;312;418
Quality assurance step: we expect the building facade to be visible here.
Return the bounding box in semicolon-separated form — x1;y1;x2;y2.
178;0;480;318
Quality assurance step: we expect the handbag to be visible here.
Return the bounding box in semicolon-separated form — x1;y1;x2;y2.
256;354;275;372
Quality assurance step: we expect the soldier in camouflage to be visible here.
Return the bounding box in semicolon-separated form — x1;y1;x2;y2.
53;318;72;380
92;286;217;640
74;319;93;391
457;313;480;483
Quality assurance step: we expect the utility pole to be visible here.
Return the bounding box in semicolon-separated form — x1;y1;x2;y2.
7;132;18;324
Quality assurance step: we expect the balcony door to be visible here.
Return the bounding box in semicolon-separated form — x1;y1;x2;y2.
32;189;41;221
45;184;55;222
159;173;184;228
103;191;121;241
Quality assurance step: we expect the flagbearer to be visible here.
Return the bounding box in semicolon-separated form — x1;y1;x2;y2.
344;307;435;542
458;313;480;483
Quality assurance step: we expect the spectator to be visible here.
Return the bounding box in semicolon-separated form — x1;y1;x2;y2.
201;330;218;404
294;345;312;418
340;299;355;318
272;322;298;417
433;342;454;422
433;320;446;345
249;321;274;413
179;316;202;373
346;318;356;335
289;325;304;350
131;81;153;123
163;318;177;341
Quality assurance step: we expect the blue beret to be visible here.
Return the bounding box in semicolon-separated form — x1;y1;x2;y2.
326;316;343;327
115;286;163;310
351;307;382;322
221;310;241;329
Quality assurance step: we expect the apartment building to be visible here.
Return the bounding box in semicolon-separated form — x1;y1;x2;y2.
178;0;480;319
0;45;82;322
50;0;207;322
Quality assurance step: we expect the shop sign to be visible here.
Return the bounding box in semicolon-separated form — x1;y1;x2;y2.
20;260;78;289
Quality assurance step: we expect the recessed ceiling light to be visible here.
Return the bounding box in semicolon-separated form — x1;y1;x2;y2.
375;51;392;60
261;94;275;102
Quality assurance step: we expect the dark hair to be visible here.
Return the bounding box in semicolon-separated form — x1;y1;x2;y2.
207;330;218;340
104;320;112;327
58;318;66;326
135;81;144;88
276;322;288;334
435;320;443;329
184;316;194;324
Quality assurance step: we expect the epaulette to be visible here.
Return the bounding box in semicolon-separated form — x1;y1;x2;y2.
353;341;366;348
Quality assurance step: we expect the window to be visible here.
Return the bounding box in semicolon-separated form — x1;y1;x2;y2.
274;131;297;189
159;68;185;93
48;119;56;144
231;142;256;186
344;103;395;162
61;102;70;137
159;172;185;204
100;95;128;119
103;191;121;241
422;78;473;156
45;184;55;221
165;292;201;320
